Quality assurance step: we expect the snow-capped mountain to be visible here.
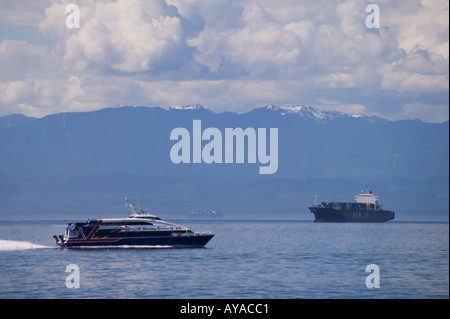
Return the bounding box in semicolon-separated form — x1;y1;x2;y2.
264;104;367;121
166;103;374;122
169;104;210;111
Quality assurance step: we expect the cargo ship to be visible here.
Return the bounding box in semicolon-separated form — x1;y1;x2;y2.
309;189;395;222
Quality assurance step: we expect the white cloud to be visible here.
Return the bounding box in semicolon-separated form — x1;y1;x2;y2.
40;0;185;73
0;1;47;26
63;76;86;103
0;0;448;123
0;39;55;81
384;0;449;59
187;1;313;76
0;81;29;104
381;64;449;93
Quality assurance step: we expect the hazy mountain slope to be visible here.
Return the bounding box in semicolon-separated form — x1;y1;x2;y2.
0;105;448;219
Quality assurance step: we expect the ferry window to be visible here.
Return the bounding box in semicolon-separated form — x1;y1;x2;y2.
67;229;80;238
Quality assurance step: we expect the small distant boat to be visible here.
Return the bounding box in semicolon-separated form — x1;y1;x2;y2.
188;210;223;218
309;189;395;222
53;196;214;248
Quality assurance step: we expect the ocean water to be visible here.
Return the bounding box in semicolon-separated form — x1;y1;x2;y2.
0;219;448;299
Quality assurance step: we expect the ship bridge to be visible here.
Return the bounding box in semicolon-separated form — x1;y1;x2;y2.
354;189;378;205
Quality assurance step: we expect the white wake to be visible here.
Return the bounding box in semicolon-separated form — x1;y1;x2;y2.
0;239;51;251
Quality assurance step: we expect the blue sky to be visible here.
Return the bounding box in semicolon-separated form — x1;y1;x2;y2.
0;0;448;122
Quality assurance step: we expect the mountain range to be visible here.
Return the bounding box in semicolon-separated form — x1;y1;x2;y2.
0;105;448;220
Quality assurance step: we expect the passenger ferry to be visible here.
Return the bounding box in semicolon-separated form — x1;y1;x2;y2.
53;197;214;248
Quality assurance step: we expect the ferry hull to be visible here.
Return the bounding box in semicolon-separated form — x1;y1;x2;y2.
309;207;395;223
58;233;214;248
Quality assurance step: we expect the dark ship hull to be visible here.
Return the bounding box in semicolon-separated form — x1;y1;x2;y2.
57;229;214;248
309;206;395;223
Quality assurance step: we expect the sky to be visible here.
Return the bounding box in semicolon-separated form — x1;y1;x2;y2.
0;0;448;123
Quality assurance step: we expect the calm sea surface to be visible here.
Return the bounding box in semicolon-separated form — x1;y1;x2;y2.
0;219;448;299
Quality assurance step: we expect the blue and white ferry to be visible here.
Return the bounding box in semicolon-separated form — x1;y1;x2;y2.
53;197;214;248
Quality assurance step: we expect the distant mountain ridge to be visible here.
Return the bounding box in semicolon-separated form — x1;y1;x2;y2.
0;105;448;219
0;103;383;125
